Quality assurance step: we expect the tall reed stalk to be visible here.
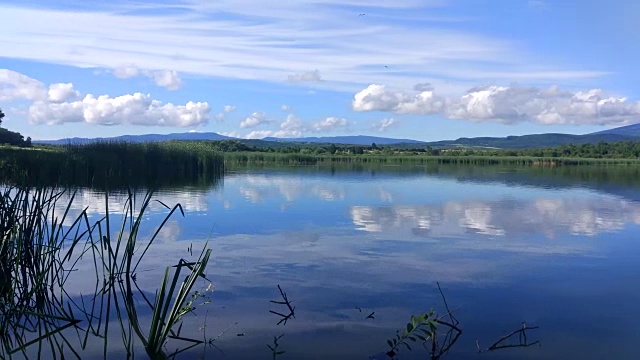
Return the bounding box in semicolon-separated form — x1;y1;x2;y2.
0;187;213;359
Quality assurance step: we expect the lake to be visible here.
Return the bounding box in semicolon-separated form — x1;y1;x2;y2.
19;164;640;359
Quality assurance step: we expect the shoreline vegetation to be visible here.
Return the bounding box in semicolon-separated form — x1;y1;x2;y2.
0;142;224;189
2;139;640;188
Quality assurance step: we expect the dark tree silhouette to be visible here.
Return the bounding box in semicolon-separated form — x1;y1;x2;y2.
0;108;4;127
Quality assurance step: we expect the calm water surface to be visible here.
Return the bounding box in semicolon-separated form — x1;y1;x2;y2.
56;166;640;359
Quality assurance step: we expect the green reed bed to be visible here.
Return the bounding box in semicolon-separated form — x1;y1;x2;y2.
2;141;638;190
0;187;213;359
0;142;224;189
224;152;640;167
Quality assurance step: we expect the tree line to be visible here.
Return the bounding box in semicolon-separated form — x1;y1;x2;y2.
193;139;640;159
0;108;31;147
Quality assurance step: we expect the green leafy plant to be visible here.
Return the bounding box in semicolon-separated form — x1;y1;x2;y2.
386;310;437;358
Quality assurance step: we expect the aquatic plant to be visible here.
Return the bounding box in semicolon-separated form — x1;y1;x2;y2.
0;187;214;359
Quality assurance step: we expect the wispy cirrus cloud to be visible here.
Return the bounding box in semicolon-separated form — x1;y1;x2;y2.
287;70;322;83
0;1;608;94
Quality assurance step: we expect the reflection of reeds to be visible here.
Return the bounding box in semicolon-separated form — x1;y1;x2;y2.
0;187;87;357
269;285;295;326
0;187;214;359
266;334;285;360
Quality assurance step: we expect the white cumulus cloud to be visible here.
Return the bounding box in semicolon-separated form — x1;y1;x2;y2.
311;116;348;132
215;105;236;121
112;65;141;79
232;113;357;139
353;83;640;126
280;114;305;132
372;117;399;131
281;105;291;112
47;83;80;103
240;112;269;128
353;84;446;114
28;93;210;127
149;69;182;90
0;69;46;101
2;69;209;127
241;114;306;139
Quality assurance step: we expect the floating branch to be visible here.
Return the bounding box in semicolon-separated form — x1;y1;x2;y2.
425;282;462;360
269;285;295;326
477;322;540;353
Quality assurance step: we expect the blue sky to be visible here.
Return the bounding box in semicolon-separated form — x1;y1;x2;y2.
0;0;638;141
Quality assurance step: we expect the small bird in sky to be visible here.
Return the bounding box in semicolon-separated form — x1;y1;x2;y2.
359;13;366;16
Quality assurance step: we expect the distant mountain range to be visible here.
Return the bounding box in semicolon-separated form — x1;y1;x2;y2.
262;135;423;145
590;123;640;137
35;123;640;149
421;133;640;150
37;132;234;145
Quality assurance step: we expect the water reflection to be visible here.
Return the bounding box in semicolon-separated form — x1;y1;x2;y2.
350;197;640;238
23;166;640;359
54;188;211;222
